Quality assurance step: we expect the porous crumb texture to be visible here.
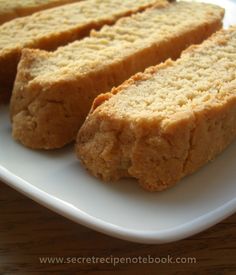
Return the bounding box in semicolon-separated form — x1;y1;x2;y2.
10;1;224;149
0;0;160;94
15;1;223;80
0;0;82;25
77;26;236;192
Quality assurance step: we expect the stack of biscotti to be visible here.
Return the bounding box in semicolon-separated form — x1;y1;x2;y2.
10;1;224;149
77;26;236;192
0;0;159;99
0;0;82;25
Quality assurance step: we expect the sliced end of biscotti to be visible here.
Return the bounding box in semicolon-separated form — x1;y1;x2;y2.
76;26;236;191
1;0;165;103
10;1;224;149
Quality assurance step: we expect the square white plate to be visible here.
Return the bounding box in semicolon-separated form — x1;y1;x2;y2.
1;0;236;244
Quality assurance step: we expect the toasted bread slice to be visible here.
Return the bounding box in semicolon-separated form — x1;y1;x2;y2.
0;0;160;97
0;0;82;25
10;1;224;149
77;26;236;191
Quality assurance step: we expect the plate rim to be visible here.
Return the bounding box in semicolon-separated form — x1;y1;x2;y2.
1;165;235;244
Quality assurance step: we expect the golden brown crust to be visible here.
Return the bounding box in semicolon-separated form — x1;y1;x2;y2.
76;26;236;191
77;96;236;191
10;2;224;149
11;48;142;149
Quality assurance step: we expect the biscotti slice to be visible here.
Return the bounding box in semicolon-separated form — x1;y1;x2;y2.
0;0;82;25
0;0;160;99
77;26;236;192
10;1;224;149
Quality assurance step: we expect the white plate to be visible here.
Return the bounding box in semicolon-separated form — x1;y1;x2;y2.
1;0;236;244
